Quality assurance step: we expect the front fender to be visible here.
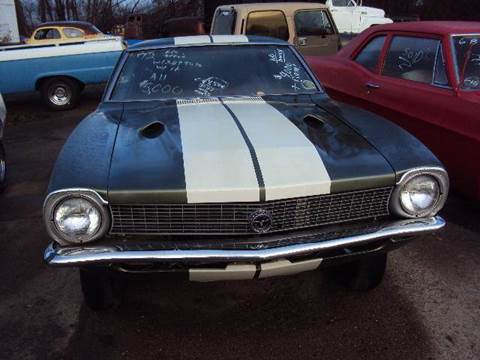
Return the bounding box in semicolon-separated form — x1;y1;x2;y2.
47;103;123;199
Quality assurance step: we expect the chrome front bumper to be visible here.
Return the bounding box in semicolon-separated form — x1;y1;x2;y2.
44;216;445;267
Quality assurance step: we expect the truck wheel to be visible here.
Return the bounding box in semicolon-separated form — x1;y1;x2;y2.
0;142;5;192
41;77;81;111
79;268;121;310
331;253;387;291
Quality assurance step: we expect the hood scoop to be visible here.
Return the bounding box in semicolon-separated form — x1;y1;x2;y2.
304;114;325;130
139;121;165;138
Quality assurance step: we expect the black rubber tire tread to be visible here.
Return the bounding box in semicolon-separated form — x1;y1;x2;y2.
332;253;387;291
79;268;120;310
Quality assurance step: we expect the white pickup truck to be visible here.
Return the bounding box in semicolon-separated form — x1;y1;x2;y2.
325;0;393;34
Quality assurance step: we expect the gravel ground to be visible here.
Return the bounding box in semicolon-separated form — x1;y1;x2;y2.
0;90;479;360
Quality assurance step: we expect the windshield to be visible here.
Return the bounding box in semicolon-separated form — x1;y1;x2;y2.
110;45;319;100
453;35;480;91
332;0;356;6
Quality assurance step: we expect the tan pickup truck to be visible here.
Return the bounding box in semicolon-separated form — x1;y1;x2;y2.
210;2;341;56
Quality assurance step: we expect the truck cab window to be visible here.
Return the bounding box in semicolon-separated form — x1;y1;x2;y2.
295;10;335;36
211;9;236;35
354;35;386;72
332;0;355;6
246;11;289;41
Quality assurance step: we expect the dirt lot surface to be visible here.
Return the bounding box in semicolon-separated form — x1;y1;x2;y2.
0;90;479;360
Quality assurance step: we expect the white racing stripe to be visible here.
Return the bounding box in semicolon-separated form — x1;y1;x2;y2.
174;36;212;45
211;35;249;43
177;99;260;203
224;98;332;200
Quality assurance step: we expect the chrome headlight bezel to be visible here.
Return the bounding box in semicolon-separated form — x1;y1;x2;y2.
390;167;449;218
43;189;111;245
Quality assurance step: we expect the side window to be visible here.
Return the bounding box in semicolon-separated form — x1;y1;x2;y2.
63;28;84;38
332;0;354;6
46;29;61;39
246;11;289;41
383;36;444;85
294;10;335;36
34;29;48;40
433;42;450;87
354;35;386;72
211;9;237;35
34;28;61;40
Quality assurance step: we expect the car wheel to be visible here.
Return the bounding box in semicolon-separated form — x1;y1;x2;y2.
79;268;121;310
331;253;387;291
0;142;5;192
41;77;81;111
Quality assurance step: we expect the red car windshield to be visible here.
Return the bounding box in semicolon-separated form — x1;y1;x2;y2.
452;35;480;91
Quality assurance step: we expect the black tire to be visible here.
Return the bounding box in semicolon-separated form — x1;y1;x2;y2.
80;268;120;310
0;142;5;192
40;77;81;111
331;253;387;291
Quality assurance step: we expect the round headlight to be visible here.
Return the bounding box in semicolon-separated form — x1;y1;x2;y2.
54;198;101;238
391;168;448;218
400;175;440;216
44;190;110;245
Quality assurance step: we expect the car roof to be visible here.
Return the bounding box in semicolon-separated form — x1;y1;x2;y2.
365;21;480;36
128;35;289;51
36;21;99;34
217;2;329;12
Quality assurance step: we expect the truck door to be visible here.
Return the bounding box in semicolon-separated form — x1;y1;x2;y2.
293;9;339;56
349;0;363;33
329;0;354;33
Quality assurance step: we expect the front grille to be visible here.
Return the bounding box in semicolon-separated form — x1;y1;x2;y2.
109;187;393;235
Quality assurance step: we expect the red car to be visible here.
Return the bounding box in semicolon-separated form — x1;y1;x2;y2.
307;22;480;199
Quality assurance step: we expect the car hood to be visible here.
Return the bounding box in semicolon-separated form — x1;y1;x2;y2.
108;96;395;204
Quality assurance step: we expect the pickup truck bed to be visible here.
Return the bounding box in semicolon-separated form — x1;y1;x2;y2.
0;37;124;109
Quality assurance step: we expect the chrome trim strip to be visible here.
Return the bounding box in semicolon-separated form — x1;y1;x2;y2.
396;167;448;187
43;188;108;209
44;216;445;266
126;41;290;53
